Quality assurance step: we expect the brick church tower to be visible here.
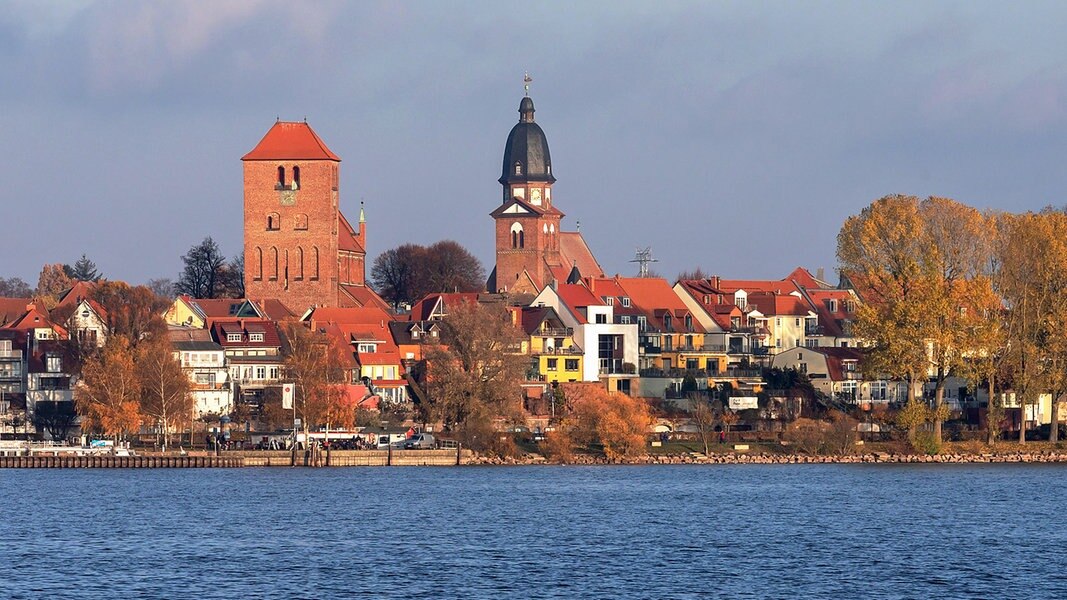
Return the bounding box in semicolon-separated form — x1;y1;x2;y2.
489;95;565;293
242;121;372;311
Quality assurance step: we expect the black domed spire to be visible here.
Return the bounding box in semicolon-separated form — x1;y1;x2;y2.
500;96;555;186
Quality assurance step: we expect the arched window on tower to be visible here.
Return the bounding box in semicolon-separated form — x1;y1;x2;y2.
254;247;263;280
292;166;301;190
269;247;279;280
267;212;280;231
295;247;304;280
311;246;319;280
294;214;308;230
511;222;524;249
277;166;285;189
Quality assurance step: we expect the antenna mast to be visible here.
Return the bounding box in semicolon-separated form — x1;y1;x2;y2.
630;247;659;278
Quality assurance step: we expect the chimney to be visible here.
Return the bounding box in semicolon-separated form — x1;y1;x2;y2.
712;276;720;289
816;267;825;283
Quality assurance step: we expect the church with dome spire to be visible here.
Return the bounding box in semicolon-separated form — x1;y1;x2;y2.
488;86;604;294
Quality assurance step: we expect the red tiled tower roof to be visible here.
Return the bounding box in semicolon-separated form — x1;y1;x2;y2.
241;121;341;161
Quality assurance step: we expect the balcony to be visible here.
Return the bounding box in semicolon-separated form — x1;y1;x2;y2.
534;346;584;356
537;327;573;337
0;349;23;359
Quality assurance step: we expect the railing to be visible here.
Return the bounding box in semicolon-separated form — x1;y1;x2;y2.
0;350;23;359
534;347;584;356
537;327;573;337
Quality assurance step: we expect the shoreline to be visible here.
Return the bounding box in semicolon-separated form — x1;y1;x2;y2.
5;449;1067;468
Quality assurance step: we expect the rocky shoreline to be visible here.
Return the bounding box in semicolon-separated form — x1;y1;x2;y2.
464;451;1067;466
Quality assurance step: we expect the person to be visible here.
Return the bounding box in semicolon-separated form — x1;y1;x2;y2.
719;430;726;444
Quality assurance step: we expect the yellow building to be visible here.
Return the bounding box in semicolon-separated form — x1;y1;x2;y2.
514;305;584;383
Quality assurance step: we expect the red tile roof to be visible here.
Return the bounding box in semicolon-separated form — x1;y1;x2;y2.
3;304;68;338
559;232;604;279
241;121;340;161
210;319;282;348
0;298;34;327
747;293;812;317
339;284;390;311
555;284;604;324
57;281;96;307
408;293;480;322
338;211;365;254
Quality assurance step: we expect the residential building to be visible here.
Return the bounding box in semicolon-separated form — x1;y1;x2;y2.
513;305;583;384
210;319;283;410
169;328;232;417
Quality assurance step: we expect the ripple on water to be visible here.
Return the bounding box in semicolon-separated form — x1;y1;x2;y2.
2;464;1066;599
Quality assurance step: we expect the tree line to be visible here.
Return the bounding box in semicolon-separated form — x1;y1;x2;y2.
838;195;1067;449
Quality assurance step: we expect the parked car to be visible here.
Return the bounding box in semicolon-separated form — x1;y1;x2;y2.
404;434;436;450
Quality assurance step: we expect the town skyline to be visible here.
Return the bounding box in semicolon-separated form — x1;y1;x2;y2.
4;2;1067;284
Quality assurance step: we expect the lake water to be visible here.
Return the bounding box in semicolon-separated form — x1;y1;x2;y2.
2;464;1067;599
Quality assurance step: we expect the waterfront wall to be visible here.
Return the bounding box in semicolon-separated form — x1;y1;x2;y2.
0;455;243;468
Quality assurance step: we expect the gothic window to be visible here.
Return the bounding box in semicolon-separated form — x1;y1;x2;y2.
292;166;301;190
311;246;319;280
511;223;524;249
295;247;304;280
294;214;308;230
269;247;278;280
254;247;263;280
267;212;280;231
277;166;285;188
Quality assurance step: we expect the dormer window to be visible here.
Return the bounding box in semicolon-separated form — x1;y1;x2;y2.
664;314;673;331
685;315;693;331
45;355;61;373
515;162;522;176
606;297;614;306
621;297;631;308
638;316;647;331
227;333;242;343
828;299;838;313
845;300;856;313
703;295;710;304
249;333;264;343
357;343;377;353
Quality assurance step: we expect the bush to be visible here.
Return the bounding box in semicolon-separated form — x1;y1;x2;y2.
541;429;574;463
824;411;859;456
560;384;653;460
783;418;827;455
911;430;941;455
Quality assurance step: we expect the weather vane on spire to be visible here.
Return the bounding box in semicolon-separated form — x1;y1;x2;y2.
524;71;533;96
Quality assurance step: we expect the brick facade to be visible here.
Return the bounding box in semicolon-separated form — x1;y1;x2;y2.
242;122;366;311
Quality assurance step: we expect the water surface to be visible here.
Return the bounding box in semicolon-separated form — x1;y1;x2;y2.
2;464;1066;599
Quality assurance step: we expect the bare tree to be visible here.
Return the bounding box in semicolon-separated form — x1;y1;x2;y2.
136;336;193;451
0;277;33;297
176;237;227;299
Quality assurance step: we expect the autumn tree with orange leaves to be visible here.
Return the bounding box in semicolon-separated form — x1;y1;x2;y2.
838;195;998;446
74;335;142;440
546;384;653;461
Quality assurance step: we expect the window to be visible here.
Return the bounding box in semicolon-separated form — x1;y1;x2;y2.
871;381;888;401
663;314;672;331
46;355;62;373
269;367;279;380
565;359;579;371
685;315;693;331
621;297;631;308
511;223;524;249
775;338;782;348
255;367;266;379
621;316;631;324
702;295;710;304
776;318;782;327
357;343;377;353
799;362;807;374
547;358;558;371
227;333;242;343
595;314;607;324
295;214;308;230
795;318;801;327
249;333;264;342
606;297;614;306
267;213;280;230
277;166;285;188
292;166;301;189
515;162;522;175
638;316;647;331
845;300;856;313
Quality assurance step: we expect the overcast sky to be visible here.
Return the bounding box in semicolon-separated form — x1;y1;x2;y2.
3;1;1067;287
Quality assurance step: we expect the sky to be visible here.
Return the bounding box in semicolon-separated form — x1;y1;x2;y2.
3;0;1067;287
